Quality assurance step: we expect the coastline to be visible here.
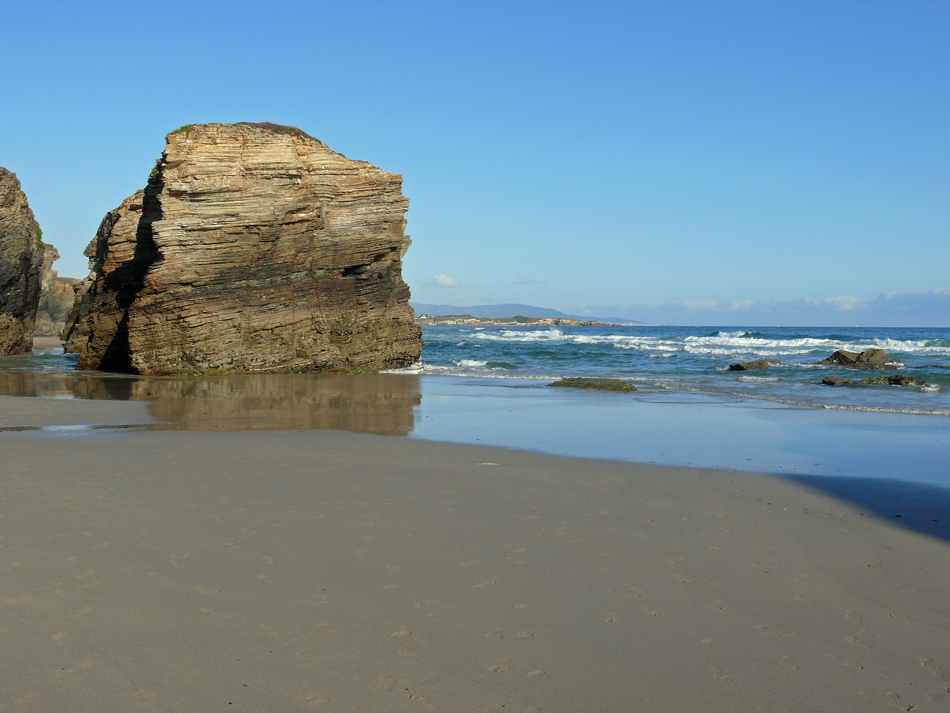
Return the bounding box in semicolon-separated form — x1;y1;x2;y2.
2;395;950;710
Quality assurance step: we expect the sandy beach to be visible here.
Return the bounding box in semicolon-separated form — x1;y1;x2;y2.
2;397;949;712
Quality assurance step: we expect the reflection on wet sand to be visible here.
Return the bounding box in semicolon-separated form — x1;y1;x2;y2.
0;371;421;435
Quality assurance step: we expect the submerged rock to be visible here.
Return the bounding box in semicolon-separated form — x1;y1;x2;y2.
821;376;856;387
0;167;44;355
548;377;637;392
818;348;894;370
822;374;921;387
73;123;422;374
728;359;781;371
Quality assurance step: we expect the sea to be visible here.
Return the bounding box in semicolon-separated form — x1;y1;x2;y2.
4;325;950;538
396;325;950;416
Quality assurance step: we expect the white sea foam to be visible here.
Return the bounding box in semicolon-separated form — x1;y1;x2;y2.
454;359;488;368
383;362;550;380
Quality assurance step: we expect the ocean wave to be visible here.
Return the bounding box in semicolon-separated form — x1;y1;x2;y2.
473;328;565;343
383;362;549;379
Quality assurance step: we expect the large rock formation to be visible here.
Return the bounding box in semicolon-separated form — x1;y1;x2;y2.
72;123;421;374
35;245;79;337
0;167;45;355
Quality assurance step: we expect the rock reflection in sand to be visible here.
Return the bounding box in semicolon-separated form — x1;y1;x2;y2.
0;371;421;435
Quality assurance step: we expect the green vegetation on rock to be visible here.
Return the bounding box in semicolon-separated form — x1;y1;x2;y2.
548;377;636;393
31;220;44;247
169;124;193;136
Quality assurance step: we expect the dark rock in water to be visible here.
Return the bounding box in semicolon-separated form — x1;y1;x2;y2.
821;376;856;387
818;348;894;370
72;123;422;374
728;359;781;371
0;167;44;355
548;377;636;392
822;374;920;387
859;374;919;386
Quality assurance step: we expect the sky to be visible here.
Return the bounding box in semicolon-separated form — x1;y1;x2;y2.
1;0;947;326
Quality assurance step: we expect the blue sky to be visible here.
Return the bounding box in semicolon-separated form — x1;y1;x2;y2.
1;0;947;326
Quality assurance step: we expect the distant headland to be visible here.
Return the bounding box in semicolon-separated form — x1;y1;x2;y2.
410;302;642;327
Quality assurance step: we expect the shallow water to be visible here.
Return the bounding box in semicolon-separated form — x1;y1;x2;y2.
2;338;948;493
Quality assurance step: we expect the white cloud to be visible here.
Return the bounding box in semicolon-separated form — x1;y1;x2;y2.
431;273;459;288
805;295;867;311
594;289;950;326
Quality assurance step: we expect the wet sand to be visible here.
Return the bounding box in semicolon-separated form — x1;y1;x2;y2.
2;398;949;711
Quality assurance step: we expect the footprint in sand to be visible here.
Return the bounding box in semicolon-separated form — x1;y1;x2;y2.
711;667;732;683
781;655;799;671
885;692;916;711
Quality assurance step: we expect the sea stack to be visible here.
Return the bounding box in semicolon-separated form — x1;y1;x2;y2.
35;245;79;337
71;123;422;374
0;167;45;355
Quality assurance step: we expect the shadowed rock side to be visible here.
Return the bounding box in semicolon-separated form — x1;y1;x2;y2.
64;191;145;355
0;167;44;355
74;123;421;374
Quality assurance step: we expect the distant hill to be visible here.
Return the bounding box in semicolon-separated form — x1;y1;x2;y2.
410;303;643;325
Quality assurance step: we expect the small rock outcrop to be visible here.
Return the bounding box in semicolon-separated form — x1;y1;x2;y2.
728;359;781;371
822;374;921;387
0;167;44;355
71;123;421;374
818;348;894;370
548;377;636;392
35;245;78;337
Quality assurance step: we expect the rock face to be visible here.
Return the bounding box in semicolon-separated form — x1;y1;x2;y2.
0;167;44;355
34;245;79;337
72;123;421;374
728;359;781;371
818;348;893;370
63;191;145;354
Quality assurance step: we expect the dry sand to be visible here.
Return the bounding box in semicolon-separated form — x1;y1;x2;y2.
1;399;949;712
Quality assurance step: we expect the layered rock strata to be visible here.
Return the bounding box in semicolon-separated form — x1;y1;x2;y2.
0;167;44;355
72;123;421;374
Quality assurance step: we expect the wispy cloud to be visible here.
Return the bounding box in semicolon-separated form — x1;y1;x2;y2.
431;273;459;288
514;273;546;285
803;295;867;311
597;289;950;327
